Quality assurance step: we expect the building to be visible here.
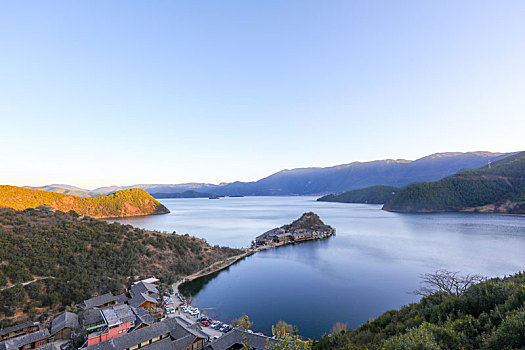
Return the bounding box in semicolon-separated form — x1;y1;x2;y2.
86;304;136;346
128;293;158;312
79;293;119;310
272;233;292;244
207;329;278;350
0;329;50;350
130;282;159;299
50;311;79;341
133;278;160;285
131;308;155;331
0;322;40;342
86;317;207;350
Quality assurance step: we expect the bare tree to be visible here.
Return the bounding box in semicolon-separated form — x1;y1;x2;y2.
413;269;485;297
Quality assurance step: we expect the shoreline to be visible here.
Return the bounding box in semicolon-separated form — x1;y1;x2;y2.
173;235;333;294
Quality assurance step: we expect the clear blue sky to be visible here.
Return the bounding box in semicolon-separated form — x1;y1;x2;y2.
1;1;524;189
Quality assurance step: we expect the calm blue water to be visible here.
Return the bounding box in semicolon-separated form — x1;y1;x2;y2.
110;196;525;338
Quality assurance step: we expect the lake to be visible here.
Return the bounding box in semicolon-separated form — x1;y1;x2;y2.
109;196;525;338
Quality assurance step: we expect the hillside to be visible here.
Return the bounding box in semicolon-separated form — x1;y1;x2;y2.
0;208;242;325
24;184;105;198
317;185;400;204
56;152;511;197
151;190;213;199
0;185;170;218
383;151;525;213
314;270;525;349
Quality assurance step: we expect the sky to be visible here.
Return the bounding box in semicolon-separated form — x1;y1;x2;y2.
1;1;524;189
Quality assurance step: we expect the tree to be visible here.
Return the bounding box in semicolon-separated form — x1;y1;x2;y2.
330;322;348;335
413;269;485;297
233;315;253;330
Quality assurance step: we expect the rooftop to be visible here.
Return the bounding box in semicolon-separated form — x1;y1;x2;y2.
101;304;135;327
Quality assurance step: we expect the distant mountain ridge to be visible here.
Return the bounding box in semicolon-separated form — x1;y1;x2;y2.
28;151;513;197
0;185;170;218
383;151;525;213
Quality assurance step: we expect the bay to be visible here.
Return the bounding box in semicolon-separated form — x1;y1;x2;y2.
109;196;525;338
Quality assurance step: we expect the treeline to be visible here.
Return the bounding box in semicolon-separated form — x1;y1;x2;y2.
0;208;241;324
317;186;400;204
314;271;525;349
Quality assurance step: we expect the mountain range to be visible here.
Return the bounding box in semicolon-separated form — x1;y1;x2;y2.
25;151;513;197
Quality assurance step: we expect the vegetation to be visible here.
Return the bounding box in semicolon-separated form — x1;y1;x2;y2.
313;270;525;349
317;186;400;204
284;212;333;231
151;190;213;199
0;207;242;325
383;151;525;213
0;185;170;218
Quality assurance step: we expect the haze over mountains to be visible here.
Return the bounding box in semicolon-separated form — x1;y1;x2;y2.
26;151;512;197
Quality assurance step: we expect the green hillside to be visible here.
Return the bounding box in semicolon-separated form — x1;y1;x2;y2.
314;271;525;349
0;208;242;324
0;185;170;218
317;185;400;204
383;151;525;213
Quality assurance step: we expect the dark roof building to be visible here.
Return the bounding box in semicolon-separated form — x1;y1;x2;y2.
208;329;278;350
0;321;40;341
0;329;50;350
130;282;159;299
86;317;207;350
129;293;158;309
50;311;79;336
79;293;119;310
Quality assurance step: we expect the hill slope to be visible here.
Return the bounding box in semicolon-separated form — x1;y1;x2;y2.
314;271;525;349
383;151;525;213
317;185;400;204
0;208;241;324
0;185;170;218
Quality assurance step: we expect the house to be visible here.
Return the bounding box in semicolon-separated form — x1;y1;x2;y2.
130;283;159;299
130;308;155;331
79;293;119;310
0;322;40;341
86;304;136;346
128;293;158;311
50;312;79;341
86;317;207;350
272;233;292;244
207;329;278;350
0;329;50;350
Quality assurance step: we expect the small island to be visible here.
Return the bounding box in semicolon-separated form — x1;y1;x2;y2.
252;212;335;248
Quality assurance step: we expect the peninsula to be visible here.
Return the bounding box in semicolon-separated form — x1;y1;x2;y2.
253;212;335;248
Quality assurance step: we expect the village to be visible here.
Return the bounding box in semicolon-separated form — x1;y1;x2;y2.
0;278;278;350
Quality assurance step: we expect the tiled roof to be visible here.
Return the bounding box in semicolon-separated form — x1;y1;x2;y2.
208;328;278;350
130;282;159;298
80;293;118;309
101;304;135;327
86;318;204;350
129;292;158;308
51;311;79;335
0;329;50;350
0;321;39;337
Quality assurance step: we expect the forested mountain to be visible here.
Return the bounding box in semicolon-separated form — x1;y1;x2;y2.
0;186;169;218
314;271;525;349
36;152;512;197
383;151;525;213
0;208;241;325
317;185;400;204
150;190;213;199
